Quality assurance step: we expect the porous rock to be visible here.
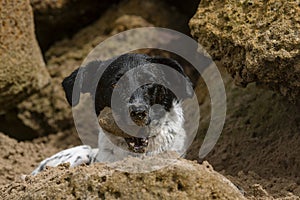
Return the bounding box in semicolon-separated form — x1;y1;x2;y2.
0;0;50;113
189;0;300;103
0;156;245;199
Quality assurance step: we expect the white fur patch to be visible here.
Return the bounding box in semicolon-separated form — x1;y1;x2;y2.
31;145;98;175
95;100;186;161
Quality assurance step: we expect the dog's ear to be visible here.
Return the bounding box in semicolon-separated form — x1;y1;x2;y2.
62;68;79;106
62;60;101;107
147;57;194;99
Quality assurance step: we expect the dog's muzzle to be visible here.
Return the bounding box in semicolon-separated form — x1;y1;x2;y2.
126;105;151;153
129;105;150;126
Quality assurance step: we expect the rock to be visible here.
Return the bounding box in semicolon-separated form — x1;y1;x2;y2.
0;76;73;140
0;157;245;199
30;0;120;52
189;0;300;103
0;0;50;113
16;78;73;138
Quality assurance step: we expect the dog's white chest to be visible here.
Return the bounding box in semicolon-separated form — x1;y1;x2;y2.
96;100;187;162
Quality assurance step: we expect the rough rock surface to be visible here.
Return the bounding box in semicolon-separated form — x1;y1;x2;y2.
30;0;120;52
0;154;245;199
189;0;300;103
0;0;50;113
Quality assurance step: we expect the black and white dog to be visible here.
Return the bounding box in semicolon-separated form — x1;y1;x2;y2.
32;53;194;175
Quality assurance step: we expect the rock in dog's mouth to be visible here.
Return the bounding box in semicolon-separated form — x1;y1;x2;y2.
125;137;149;153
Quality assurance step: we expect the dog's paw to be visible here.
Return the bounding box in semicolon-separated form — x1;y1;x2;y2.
31;145;98;175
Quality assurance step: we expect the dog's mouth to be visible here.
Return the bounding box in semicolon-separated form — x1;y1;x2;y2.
125;137;149;153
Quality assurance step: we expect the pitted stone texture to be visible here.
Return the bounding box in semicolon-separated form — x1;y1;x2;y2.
189;0;300;103
0;0;50;112
0;157;245;200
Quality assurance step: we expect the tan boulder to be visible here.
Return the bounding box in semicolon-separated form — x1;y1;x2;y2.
0;156;245;199
189;0;300;103
0;0;50;113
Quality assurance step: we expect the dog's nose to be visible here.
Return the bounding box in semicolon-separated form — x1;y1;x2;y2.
129;105;147;119
129;105;149;125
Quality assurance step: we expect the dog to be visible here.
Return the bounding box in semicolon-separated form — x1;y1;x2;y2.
32;53;194;175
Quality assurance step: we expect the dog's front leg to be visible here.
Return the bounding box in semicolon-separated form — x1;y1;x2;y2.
31;145;98;175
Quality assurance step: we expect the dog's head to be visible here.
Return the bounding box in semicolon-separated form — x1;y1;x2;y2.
62;53;193;152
